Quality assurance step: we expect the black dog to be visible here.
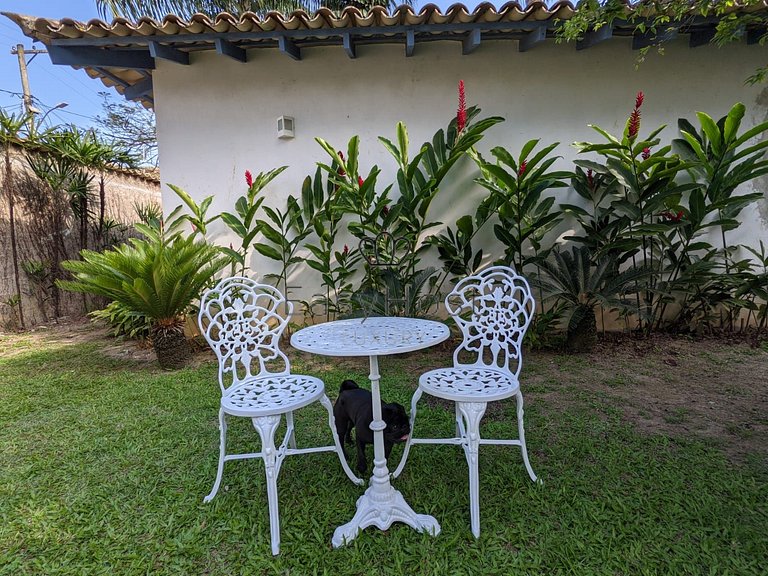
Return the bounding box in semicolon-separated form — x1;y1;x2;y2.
333;379;410;474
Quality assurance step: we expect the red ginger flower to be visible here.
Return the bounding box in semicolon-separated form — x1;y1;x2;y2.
628;109;641;141
518;161;527;177
587;168;595;189
628;91;644;141
642;147;651;160
337;151;346;177
457;80;467;134
245;170;253;187
659;210;684;222
358;176;364;187
342;244;349;256
381;205;390;217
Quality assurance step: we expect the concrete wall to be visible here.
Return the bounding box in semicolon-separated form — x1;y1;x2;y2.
153;36;768;300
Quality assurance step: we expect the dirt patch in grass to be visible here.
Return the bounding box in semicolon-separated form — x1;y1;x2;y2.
526;335;768;466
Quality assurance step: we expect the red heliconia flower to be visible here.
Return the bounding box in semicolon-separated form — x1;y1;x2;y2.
457;80;467;134
518;161;527;177
245;170;253;187
587;168;595;189
358;176;365;187
642;147;651;160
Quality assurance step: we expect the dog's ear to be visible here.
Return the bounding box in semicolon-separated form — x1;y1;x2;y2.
384;402;406;415
382;403;404;418
340;379;359;392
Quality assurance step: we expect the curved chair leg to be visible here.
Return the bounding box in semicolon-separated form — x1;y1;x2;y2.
204;407;227;503
319;394;364;486
516;391;538;483
392;387;423;479
253;414;282;556
286;411;297;449
457;401;487;539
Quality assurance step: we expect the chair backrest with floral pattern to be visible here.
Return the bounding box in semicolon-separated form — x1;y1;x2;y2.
446;266;535;378
199;277;291;395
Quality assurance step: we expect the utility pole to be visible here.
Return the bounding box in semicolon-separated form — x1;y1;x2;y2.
11;44;48;130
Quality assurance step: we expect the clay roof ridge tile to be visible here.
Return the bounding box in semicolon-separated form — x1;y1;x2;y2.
394;4;416;24
262;10;290;31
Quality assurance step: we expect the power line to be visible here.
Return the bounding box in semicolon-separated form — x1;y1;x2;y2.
0;31;20;42
31;64;104;108
56;108;100;122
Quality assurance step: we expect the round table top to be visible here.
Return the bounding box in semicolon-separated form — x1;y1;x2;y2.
290;316;450;357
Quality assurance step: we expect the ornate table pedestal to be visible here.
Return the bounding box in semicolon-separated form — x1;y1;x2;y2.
291;317;450;546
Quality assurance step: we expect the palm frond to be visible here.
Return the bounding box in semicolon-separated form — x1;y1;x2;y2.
59;233;228;325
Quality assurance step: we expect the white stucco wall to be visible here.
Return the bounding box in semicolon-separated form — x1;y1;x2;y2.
152;36;768;301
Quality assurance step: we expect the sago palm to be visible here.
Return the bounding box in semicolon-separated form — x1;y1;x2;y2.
536;245;647;352
59;224;228;368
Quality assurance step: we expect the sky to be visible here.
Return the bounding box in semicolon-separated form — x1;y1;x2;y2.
0;0;480;132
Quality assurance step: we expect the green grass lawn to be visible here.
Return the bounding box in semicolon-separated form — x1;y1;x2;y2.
1;327;766;575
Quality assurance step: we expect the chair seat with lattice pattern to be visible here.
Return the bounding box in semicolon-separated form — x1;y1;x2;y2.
393;266;539;538
419;367;520;403
221;374;325;417
199;277;362;556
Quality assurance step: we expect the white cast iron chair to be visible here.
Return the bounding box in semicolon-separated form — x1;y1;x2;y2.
392;266;539;538
198;277;363;555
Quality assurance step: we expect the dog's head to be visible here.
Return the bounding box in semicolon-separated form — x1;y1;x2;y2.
382;402;410;444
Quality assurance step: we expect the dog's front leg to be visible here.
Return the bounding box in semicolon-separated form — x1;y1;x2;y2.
355;438;367;474
384;441;393;460
335;415;350;459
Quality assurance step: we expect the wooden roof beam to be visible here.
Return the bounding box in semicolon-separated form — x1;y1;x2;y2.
149;41;189;64
278;36;301;60
215;38;247;62
519;27;546;52
124;76;153;100
462;29;481;55
747;27;767;45
576;26;613;50
405;30;415;57
48;45;155;69
632;26;678;50
343;33;356;59
689;28;716;47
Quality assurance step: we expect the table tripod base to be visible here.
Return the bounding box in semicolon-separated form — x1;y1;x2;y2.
332;485;441;548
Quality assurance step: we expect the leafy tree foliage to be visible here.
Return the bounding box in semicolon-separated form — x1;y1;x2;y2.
94;92;157;167
558;0;768;83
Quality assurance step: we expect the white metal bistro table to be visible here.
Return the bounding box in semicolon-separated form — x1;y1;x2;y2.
290;316;450;547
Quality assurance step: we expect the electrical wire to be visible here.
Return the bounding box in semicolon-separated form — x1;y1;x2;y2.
31;64;104;108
